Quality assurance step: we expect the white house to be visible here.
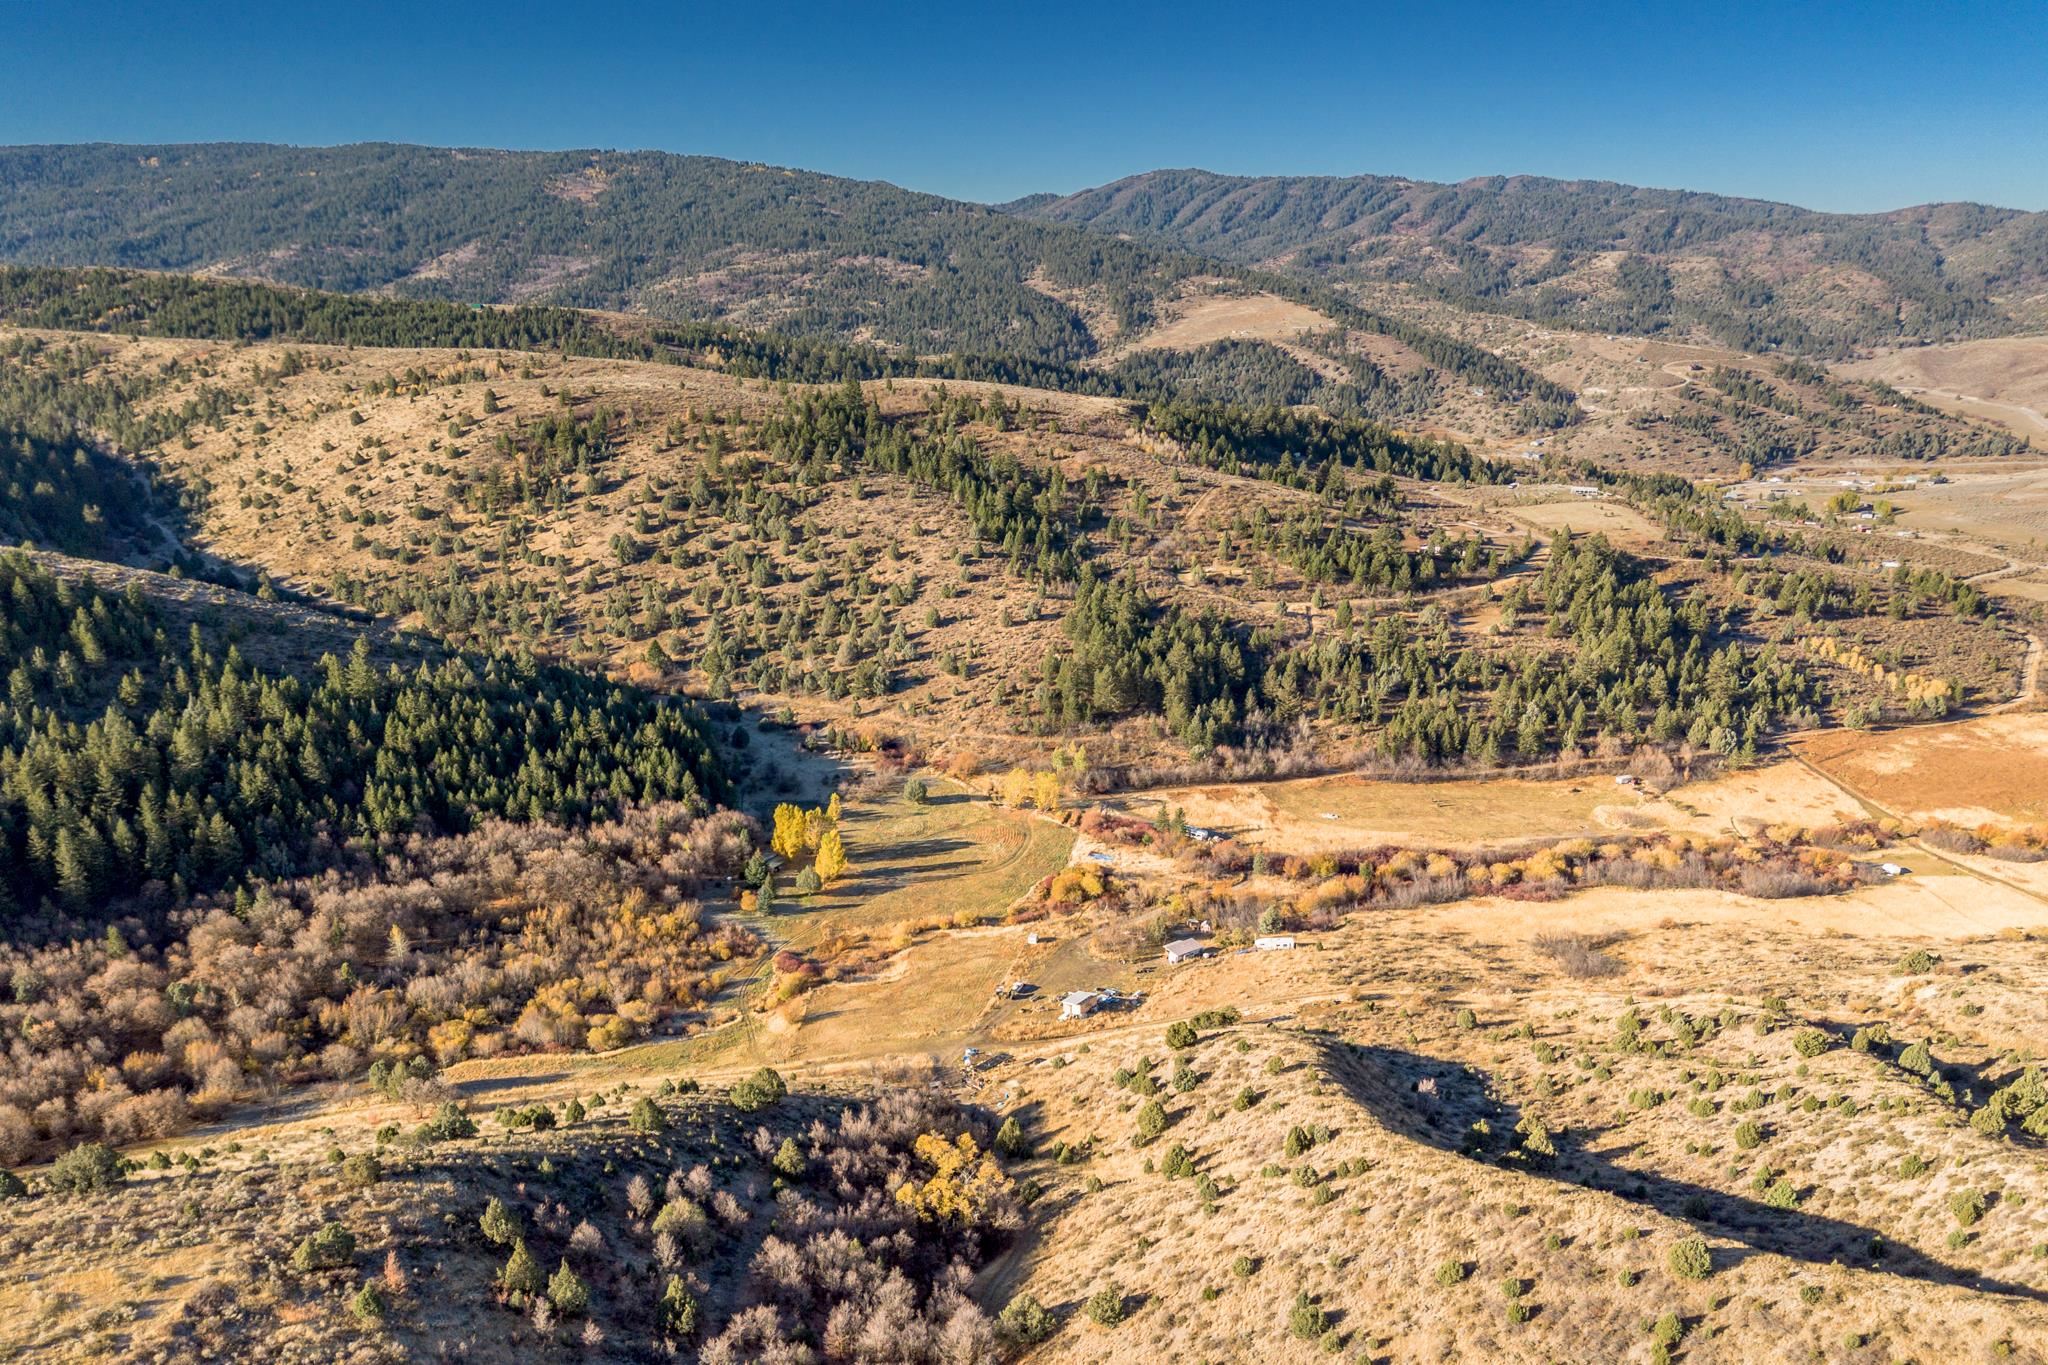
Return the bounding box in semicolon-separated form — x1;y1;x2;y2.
1254;935;1296;952
1164;939;1210;965
1061;990;1103;1020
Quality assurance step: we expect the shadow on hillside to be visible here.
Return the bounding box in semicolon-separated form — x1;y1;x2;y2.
456;1071;572;1098
1327;1043;2047;1303
825;837;981;891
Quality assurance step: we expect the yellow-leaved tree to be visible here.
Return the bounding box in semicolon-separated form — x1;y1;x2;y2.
814;829;848;884
802;807;827;851
895;1132;1013;1224
770;804;806;860
1031;770;1060;812
825;791;843;824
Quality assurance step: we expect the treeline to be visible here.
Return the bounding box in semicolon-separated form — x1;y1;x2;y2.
1246;507;1516;591
0;554;727;929
1140;398;1510;487
1741;562;1987;623
0;335;257;571
1;332;235;453
1249;271;1583;416
0;265;667;360
1022;167;2043;352
0;143;1196;362
1109;339;1325;409
1043;573;1263;750
0;264;1578;434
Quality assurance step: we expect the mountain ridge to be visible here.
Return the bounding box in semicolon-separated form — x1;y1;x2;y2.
1010;166;2048;352
10;142;2048;368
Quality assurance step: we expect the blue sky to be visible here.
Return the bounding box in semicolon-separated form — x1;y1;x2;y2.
5;0;2045;212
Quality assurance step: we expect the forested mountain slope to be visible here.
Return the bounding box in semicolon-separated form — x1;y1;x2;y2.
0;142;1197;362
1013;168;2048;353
0;146;1588;428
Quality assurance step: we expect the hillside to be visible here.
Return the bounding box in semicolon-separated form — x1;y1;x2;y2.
1013;169;2048;353
2;270;2035;778
1;267;2045;1363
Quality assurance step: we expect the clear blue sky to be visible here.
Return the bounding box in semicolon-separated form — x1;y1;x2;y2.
6;0;2045;212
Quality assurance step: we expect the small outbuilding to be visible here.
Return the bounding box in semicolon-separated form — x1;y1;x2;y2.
1061;990;1103;1020
1164;938;1211;965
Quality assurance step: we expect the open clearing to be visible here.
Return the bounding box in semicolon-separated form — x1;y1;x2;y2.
1117;744;1943;855
1876;464;2048;558
1795;712;2048;826
1122;771;1621;849
1499;497;1663;545
1840;337;2048;439
1126;290;1333;352
1628;757;1869;836
774;785;1076;943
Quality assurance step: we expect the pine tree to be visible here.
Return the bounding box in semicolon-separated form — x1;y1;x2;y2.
480;1196;520;1246
500;1240;543;1296
659;1276;699;1337
547;1259;589;1316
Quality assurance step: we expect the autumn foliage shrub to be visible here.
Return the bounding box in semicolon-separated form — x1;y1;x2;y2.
0;803;753;1162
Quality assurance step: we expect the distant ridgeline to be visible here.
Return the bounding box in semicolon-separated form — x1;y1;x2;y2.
0;553;727;933
0;260;1575;426
1014;167;2048;354
0;142;1577;405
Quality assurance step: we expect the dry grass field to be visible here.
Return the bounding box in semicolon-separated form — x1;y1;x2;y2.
988;960;2048;1363
1122;289;1333;354
1875;466;2048;559
1493;497;1665;547
1795;714;2048;826
1840;339;2048;441
1117;772;1617;851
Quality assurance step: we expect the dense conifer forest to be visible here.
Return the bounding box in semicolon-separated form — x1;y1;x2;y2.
0;554;727;932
